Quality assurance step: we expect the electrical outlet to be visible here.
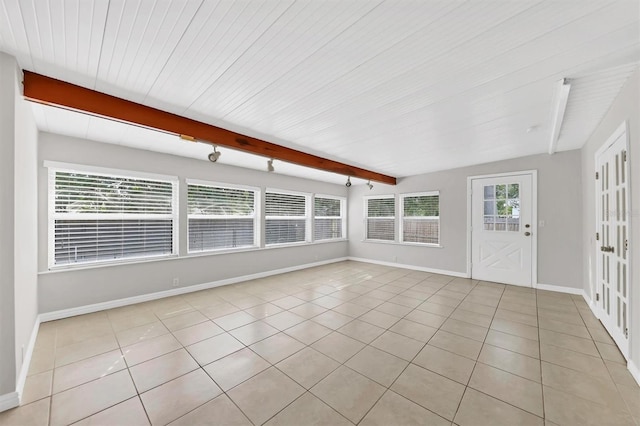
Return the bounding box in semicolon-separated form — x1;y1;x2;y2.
172;278;179;287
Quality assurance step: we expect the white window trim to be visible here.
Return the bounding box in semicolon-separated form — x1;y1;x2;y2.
313;194;347;242
186;179;260;254
46;162;179;270
265;188;312;246
399;191;440;247
363;194;396;242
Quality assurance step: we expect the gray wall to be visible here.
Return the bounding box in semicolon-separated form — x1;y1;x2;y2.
348;150;583;289
0;52;18;396
580;69;639;374
13;61;39;384
38;133;348;313
0;53;38;398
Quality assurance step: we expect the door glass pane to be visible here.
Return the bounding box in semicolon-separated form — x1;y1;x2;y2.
484;201;495;215
484;185;495;199
496;185;506;199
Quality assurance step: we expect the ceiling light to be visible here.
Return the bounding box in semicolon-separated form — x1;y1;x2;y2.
548;78;571;155
208;146;221;162
345;177;352;187
367;180;373;190
267;158;274;172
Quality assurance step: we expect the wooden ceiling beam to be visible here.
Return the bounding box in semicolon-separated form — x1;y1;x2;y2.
23;71;396;185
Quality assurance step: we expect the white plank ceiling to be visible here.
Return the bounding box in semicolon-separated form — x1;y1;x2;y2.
1;0;639;184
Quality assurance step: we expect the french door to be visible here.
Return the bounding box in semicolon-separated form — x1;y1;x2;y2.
595;122;630;359
470;172;535;286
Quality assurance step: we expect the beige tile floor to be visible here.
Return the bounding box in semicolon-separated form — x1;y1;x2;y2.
1;261;639;426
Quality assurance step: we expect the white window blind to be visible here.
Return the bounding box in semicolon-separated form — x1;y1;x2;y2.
187;183;257;252
265;191;309;245
366;197;395;241
49;168;177;267
401;192;440;244
314;196;345;240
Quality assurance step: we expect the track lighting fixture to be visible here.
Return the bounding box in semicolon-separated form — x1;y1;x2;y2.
208;146;221;163
367;180;373;190
267;158;274;172
345;177;352;187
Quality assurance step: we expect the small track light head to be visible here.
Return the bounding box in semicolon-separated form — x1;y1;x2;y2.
345;177;352;187
267;158;274;172
367;180;373;190
208;146;221;162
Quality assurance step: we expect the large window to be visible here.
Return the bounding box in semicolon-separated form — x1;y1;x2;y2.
365;196;395;241
48;165;177;268
314;196;346;241
400;192;440;245
187;181;258;252
265;190;309;245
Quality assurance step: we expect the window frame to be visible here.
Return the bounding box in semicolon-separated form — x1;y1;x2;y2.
399;191;441;246
364;194;396;242
186;179;260;254
313;194;347;242
46;161;179;270
264;188;311;247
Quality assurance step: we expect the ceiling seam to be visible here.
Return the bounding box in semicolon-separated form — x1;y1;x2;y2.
110;0;144;87
183;0;300;113
266;0;612;135
93;0;111;90
210;0;391;122
298;15;638;143
140;0;205;101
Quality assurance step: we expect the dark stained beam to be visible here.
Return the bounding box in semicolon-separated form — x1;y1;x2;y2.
23;71;396;185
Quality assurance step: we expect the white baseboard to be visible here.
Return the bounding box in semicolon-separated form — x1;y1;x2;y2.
628;360;640;387
0;392;19;413
347;257;468;278
534;283;584;295
15;317;40;403
40;257;348;322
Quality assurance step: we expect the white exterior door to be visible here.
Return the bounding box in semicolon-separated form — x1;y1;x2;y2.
595;124;630;359
471;173;534;286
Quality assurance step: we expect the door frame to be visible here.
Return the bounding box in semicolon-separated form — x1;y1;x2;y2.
466;170;538;287
594;120;631;359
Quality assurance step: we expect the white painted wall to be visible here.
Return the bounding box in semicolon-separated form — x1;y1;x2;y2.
581;69;640;376
0;52;39;402
348;150;583;289
37;133;349;313
13;60;39;385
0;53;18;397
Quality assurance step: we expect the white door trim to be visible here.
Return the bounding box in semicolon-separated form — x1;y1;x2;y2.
594;120;631;360
466;170;538;286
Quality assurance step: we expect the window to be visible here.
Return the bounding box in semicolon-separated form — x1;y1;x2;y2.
365;196;395;241
187;181;258;252
400;192;440;245
483;184;520;231
265;190;309;245
314;196;345;240
48;166;177;268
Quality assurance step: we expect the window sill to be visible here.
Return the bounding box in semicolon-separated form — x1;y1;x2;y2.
40;239;349;274
43;253;179;274
362;239;443;248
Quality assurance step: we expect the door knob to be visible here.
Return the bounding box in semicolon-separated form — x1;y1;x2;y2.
524;232;531;236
